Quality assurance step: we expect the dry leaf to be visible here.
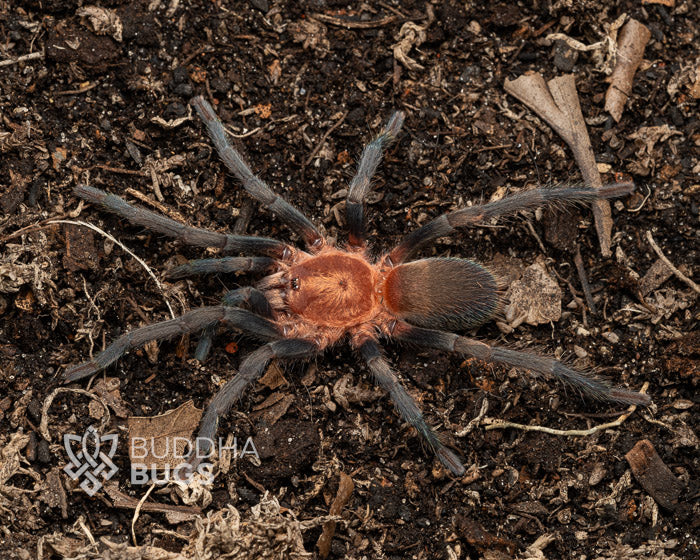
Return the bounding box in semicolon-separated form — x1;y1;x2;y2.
504;260;562;326
90;377;130;418
505;73;615;256
127;400;202;470
249;392;295;426
258;361;288;390
77;6;123;42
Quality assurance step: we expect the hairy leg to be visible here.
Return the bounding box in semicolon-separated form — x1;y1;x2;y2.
194;287;275;362
64;307;281;382
165;256;276;280
346;111;405;247
191;96;323;249
360;340;466;476
389;182;635;264
191;338;318;464
393;322;650;406
75;185;290;257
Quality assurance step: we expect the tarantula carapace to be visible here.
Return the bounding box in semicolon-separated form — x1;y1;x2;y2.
65;96;650;477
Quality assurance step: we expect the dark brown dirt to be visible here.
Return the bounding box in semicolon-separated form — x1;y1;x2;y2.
0;1;697;559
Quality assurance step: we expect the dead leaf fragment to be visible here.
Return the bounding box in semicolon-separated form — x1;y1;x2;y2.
77;6;123;42
393;21;428;70
127;400;201;470
639;258;673;296
41;467;69;519
288;19;330;52
90;377;130;418
504;260;562;326
605;19;651;122
625;439;683;510
268;59;282;84
253;103;272;119
332;374;382;411
249;392;295;426
258;361;288;390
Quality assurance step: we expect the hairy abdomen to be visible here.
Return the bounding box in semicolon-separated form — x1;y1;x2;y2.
382;258;500;330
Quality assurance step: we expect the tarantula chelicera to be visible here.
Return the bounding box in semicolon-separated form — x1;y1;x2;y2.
66;96;650;476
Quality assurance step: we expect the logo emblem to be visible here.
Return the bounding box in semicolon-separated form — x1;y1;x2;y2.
64;426;118;496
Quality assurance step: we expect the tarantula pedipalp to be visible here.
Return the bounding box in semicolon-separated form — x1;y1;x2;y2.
65;96;650;477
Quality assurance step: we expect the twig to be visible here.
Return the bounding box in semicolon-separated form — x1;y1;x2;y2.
132;483;156;547
95;164;150;177
0;50;44;68
55;82;98;96
46;219;176;318
455;397;489;437
125;187;188;223
645;231;699;294
574;245;597;314
223;123;262;139
484;382;649;436
311;13;396;29
304;110;348;167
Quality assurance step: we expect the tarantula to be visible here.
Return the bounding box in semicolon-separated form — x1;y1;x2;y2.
65;96;650;476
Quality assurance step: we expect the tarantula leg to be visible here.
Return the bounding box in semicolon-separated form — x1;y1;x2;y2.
165;256;276;280
194;287;275;362
393;323;651;406
346;111;405;247
188;339;318;467
64;307;281;382
191;96;323;250
74;185;289;257
359;340;466;476
389;182;635;264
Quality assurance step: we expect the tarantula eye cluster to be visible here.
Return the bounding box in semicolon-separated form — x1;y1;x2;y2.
66;96;649;477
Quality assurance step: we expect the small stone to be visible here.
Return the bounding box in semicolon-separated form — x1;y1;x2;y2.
602;331;620;344
37;439;52;464
249;0;269;11
553;39;578;72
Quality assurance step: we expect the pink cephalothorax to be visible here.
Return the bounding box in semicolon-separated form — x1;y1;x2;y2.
66;97;649;476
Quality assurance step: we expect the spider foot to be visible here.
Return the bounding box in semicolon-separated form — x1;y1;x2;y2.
436;447;466;477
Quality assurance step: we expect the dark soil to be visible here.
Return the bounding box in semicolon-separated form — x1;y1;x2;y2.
0;1;697;559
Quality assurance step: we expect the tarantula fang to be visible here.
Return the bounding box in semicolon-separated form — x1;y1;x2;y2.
65;96;650;477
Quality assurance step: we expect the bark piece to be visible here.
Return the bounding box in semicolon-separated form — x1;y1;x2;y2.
641;0;675;6
625;439;683;509
605;19;651;122
504;73;615;256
